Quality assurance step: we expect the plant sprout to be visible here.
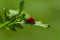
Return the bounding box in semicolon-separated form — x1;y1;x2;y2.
0;0;50;31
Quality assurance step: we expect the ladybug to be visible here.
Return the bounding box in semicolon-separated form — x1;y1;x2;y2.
24;17;35;24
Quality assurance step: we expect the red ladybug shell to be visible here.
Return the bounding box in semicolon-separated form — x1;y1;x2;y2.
27;17;35;23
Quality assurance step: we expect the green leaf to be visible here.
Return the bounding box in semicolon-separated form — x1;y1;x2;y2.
18;0;24;17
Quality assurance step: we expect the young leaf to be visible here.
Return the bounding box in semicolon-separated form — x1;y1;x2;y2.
0;16;3;23
18;0;24;17
3;8;7;22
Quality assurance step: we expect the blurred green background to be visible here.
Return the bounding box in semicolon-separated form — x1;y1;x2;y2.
0;0;60;40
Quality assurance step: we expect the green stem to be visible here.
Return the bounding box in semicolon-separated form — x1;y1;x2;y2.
0;17;16;28
8;20;16;26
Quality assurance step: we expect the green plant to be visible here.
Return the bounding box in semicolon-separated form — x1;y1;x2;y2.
0;0;50;31
0;0;25;31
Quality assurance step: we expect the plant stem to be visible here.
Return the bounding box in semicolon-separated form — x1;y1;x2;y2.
0;17;16;28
